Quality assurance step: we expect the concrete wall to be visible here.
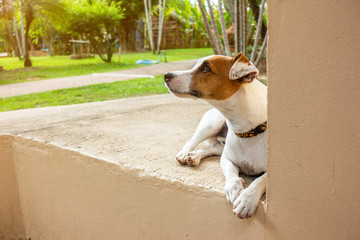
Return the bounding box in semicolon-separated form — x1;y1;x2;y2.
267;0;360;239
0;135;24;239
0;135;265;240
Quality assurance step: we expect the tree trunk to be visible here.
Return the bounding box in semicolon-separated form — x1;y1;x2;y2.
106;44;112;63
239;0;247;54
7;20;21;58
242;0;247;52
255;30;267;67
89;36;112;63
224;0;234;24
156;0;166;54
2;0;20;58
122;22;137;51
13;13;24;57
218;0;231;56
197;0;221;55
20;1;26;55
206;0;224;55
24;22;32;67
144;0;154;53
250;0;266;62
29;37;34;56
248;0;267;41
90;38;106;62
234;0;239;53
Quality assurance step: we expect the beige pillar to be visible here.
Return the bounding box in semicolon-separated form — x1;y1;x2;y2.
267;1;360;239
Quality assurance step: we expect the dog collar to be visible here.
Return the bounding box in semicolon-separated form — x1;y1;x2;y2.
234;122;267;138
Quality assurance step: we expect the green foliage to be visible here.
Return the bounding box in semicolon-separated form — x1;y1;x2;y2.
66;0;123;39
174;0;206;41
22;0;66;25
65;0;124;62
21;0;66;66
0;19;8;52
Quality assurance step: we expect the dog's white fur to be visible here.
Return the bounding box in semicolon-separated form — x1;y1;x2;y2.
164;54;267;219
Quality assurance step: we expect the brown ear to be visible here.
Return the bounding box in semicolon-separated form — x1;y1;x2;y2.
229;53;259;82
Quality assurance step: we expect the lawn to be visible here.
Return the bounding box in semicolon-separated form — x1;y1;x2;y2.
0;75;169;112
0;48;213;85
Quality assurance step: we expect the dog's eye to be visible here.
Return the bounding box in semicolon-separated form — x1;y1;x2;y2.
201;65;211;73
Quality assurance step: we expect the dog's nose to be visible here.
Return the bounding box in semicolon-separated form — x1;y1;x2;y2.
164;72;174;83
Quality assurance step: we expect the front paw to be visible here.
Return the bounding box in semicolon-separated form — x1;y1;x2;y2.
186;152;201;167
232;188;260;219
224;178;245;204
176;150;190;165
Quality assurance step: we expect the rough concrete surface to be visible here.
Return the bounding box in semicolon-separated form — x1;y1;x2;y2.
0;94;257;192
0;94;237;192
0;60;197;97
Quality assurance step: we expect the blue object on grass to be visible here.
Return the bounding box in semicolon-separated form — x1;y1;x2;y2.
136;50;167;64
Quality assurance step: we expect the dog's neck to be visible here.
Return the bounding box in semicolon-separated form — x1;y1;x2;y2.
207;79;267;133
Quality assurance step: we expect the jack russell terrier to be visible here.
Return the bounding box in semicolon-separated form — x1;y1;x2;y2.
164;53;267;219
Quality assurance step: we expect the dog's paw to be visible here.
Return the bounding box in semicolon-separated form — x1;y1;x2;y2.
176;150;190;165
186;152;201;167
232;188;260;219
224;178;245;204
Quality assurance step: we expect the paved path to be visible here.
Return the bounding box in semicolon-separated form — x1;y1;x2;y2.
0;59;197;98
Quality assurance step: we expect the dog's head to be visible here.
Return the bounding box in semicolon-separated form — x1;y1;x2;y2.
164;53;259;100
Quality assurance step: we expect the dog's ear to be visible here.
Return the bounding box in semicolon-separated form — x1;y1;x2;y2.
229;53;259;82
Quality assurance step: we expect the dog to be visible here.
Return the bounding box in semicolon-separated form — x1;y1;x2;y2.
164;53;267;219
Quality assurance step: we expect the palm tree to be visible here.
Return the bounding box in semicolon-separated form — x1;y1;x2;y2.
156;0;166;54
143;0;154;53
21;0;65;67
250;0;266;62
218;0;231;56
197;0;222;55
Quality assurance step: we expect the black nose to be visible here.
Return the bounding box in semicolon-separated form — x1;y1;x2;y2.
164;72;174;83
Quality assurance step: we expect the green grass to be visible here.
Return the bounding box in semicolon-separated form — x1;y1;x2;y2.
0;48;213;85
0;75;169;112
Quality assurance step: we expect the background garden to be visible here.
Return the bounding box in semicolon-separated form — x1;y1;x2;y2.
0;0;267;112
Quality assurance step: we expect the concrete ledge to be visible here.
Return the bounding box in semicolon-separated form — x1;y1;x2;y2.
0;95;265;239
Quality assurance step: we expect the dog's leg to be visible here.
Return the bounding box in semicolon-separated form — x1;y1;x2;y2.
232;173;267;219
176;108;225;165
186;137;225;167
222;157;245;204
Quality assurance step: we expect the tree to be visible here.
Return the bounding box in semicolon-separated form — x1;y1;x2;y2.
143;0;154;53
218;0;230;56
12;9;23;57
197;0;222;55
248;0;267;42
250;0;265;62
173;0;206;48
156;0;166;54
234;0;247;54
205;0;223;55
21;0;65;66
116;1;144;52
1;0;21;58
66;0;124;63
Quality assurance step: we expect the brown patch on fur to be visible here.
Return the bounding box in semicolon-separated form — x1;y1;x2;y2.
189;55;244;100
